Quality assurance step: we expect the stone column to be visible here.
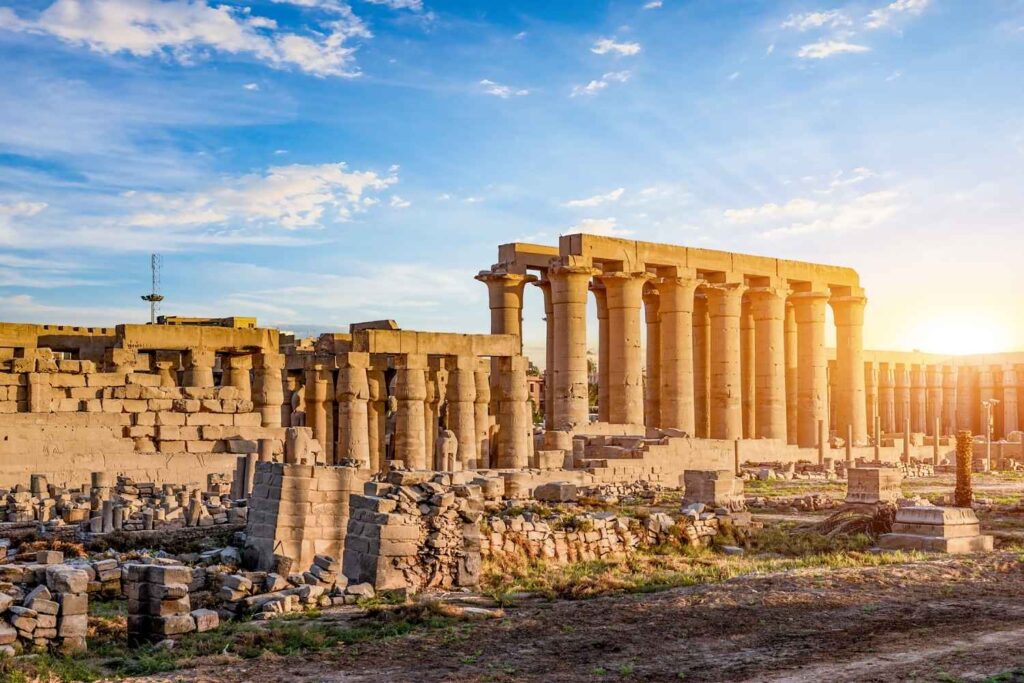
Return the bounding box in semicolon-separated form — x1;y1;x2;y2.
926;364;943;437
335;352;370;467
394;354;428;469
533;277;556;428
549;261;597;431
591;281;610;423
878;362;895;434
942;365;958;436
225;354;252;400
657;274;699;435
979;365;995;435
474;361;491;469
253;352;285;428
894;364;910;431
784;300;798;445
865;362;878;440
707;282;746;440
791;291;829;448
911;364;927;433
425;360;445;468
446;355;478;469
601;271;651;426
155;360;176;389
748;286;787;441
1003;366;1019;437
366;358;387;472
740;298;755;439
475;268;537;349
184;349;215;388
642;286;661;429
496;355;530;468
693;291;710;438
956;365;975;435
305;362;333;464
831;294;868;446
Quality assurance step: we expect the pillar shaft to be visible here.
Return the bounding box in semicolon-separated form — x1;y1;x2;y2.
253;353;285;428
942;365;958;436
184;349;215;389
446;356;478;469
642;287;661;429
894;364;911;431
792;291;829;448
534;278;556;429
601;271;651;426
476;270;536;349
749;287;787;440
366;360;387;472
394;355;427;469
831;294;868;445
549;262;597;430
740;299;755;439
707;283;746;440
474;363;492;468
657;276;699;434
911;365;927;433
1004;366;1020;437
304;363;333;464
425;363;443;469
784;301;798;444
878;362;895;434
926;364;943;437
225;355;252;401
865;363;878;439
956;365;975;434
591;283;610;423
496;355;530;468
336;352;370;466
693;293;710;438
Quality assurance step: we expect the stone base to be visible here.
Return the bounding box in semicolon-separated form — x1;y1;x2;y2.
878;533;994;553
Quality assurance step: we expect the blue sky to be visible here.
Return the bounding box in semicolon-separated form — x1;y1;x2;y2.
1;0;1023;361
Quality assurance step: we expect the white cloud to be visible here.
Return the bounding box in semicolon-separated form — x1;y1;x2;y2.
243;82;260;91
759;191;901;238
865;0;930;29
766;43;775;55
571;70;631;97
566;217;634;237
125;162;397;230
513;31;527;40
0;201;48;242
479;79;529;98
389;195;410;209
826;167;876;190
781;10;852;31
643;1;662;9
797;40;870;59
728;71;740;80
563;188;625;208
363;0;424;10
724;198;822;223
886;70;902;81
0;0;371;77
591;37;641;56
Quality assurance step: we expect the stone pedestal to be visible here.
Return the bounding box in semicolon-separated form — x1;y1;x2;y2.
846;467;901;504
879;507;993;553
681;470;745;510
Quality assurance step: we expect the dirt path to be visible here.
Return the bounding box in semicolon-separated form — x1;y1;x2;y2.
132;553;1024;683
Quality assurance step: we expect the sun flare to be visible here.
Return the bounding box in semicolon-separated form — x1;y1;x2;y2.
901;314;1013;356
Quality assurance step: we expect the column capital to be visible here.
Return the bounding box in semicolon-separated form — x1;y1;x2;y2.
747;286;789;319
705;281;747;316
475;268;537;286
790;290;829;323
598;271;653;309
641;285;660;321
829;294;868;327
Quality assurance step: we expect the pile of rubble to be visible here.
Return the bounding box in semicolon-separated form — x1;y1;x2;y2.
747;494;842;512
343;470;504;593
742;463;842;482
577;481;661;506
0;472;247;533
0;551;89;654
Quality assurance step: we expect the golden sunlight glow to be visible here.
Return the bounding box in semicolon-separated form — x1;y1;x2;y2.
900;313;1013;356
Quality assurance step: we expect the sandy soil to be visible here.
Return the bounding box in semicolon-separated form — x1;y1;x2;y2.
128;552;1024;683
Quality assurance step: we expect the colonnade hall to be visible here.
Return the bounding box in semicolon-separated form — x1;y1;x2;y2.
478;233;869;448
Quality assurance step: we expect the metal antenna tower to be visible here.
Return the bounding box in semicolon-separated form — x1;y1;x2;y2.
140;253;164;324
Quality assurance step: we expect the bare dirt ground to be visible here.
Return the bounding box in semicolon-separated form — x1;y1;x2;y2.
131;552;1024;683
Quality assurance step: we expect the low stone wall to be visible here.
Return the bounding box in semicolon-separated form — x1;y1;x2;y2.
0;552;89;654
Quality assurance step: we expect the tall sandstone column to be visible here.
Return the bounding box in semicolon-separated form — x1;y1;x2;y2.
693;291;710;438
942;365;958;436
305;362;334;464
740;299;755;439
253;352;285;428
474;361;492;468
365;359;387;472
748;286;787;440
791;291;829;448
784;301;798;445
533;277;556;428
225;354;252;401
865;363;878;440
476;269;536;348
831;294;867;446
496;355;530;468
657;274;699;435
910;364;927;433
446;355;478;469
642;286;662;429
707;282;746;440
591;282;610;423
978;366;995;435
335;352;370;466
878;362;895;434
956;364;975;434
1003;366;1019;437
926;364;943;436
394;354;428;469
601;271;651;426
549;260;597;431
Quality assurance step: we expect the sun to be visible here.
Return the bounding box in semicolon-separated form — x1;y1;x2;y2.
901;314;1013;356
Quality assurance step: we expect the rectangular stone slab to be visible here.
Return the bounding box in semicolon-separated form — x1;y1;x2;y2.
894;506;979;526
891;521;981;538
878;533;994;553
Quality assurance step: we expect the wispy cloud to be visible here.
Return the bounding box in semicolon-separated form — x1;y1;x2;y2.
363;0;424;10
0;0;372;77
479;78;529;98
643;1;662;9
781;10;852;31
591;37;641;56
865;0;930;29
389;195;410;208
797;40;870;59
243;82;260;91
563;188;625;208
571;70;631;96
566;217;633;237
